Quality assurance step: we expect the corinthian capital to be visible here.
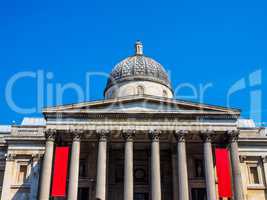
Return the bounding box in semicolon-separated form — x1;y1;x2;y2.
200;130;215;143
174;130;189;142
96;129;110;142
122;129;136;141
149;129;161;142
45;129;56;141
227;130;239;143
71;129;83;142
262;156;267;163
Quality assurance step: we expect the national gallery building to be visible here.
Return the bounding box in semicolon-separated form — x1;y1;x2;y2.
0;42;266;200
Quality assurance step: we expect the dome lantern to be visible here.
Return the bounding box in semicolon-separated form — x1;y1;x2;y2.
135;41;143;55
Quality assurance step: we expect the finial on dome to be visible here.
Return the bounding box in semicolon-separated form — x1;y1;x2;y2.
135;40;143;55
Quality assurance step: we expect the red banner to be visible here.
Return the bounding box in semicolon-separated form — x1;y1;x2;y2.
51;146;69;197
215;148;232;198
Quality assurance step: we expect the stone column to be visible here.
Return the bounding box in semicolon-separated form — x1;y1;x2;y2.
68;131;82;200
201;131;217;200
228;130;244;200
149;130;162;200
122;130;135;200
96;130;109;200
39;129;56;200
262;156;267;186
1;153;15;200
174;130;189;200
30;154;41;200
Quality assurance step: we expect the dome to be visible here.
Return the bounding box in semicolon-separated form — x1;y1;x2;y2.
104;41;173;99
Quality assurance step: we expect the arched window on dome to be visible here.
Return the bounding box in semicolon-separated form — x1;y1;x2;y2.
163;89;168;97
137;85;144;95
108;90;116;99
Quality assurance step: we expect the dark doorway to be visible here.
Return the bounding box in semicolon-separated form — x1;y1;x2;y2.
191;188;207;200
78;188;89;200
134;192;149;200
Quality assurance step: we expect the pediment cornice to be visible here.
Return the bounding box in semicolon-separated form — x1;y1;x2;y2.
43;95;240;119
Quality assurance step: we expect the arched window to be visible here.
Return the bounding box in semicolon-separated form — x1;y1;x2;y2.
163;89;167;97
137;85;144;95
109;90;114;98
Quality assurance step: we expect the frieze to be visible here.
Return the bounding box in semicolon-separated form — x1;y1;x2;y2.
45;124;236;136
198;115;239;120
46;112;238;121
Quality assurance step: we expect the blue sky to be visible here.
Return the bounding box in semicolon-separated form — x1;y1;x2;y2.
0;0;266;125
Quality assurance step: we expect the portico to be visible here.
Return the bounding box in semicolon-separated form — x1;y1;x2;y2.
39;110;243;200
38;41;244;200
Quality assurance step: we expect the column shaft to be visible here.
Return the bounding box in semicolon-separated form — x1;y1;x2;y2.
124;139;134;200
96;130;109;200
262;157;267;186
39;131;55;200
175;131;189;200
1;154;15;200
230;134;244;200
150;130;161;200
67;133;81;200
203;137;217;200
30;155;41;200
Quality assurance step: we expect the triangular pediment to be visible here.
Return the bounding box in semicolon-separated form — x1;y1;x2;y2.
43;95;240;115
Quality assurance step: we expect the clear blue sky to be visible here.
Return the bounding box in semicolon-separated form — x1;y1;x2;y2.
0;0;266;125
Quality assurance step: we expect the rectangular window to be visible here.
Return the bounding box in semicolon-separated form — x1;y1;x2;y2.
250;167;260;184
247;160;263;186
18;165;27;183
249;166;260;184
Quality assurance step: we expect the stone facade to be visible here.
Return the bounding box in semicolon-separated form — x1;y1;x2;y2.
0;126;44;200
0;118;266;200
0;42;266;200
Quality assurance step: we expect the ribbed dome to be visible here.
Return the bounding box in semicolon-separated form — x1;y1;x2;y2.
105;41;171;93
